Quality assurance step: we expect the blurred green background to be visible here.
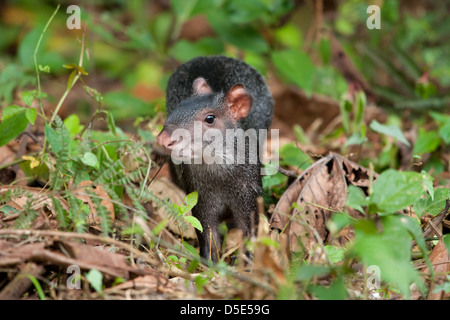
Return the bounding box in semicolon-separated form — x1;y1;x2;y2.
0;0;449;124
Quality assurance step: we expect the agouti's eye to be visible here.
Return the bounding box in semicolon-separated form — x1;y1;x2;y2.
205;115;215;124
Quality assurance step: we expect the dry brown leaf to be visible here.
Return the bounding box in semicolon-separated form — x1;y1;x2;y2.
270;153;376;255
0;185;69;228
72;181;115;230
421;240;450;300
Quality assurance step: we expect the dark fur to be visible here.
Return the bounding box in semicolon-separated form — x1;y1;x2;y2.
163;56;274;262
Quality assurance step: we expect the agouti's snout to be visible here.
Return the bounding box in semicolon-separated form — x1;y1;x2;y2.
157;130;177;151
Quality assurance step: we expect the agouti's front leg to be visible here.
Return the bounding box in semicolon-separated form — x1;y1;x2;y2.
192;205;222;263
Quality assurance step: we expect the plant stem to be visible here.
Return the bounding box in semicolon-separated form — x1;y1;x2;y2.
34;4;60;118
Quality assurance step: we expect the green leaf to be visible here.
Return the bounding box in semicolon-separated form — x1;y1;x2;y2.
25;108;37;125
324;245;345;264
44;124;61;153
353;215;424;297
275;23;303;50
63;114;83;137
81;152;99;169
346;185;368;214
38;64;51;73
184;215;203;232
183;241;200;257
262;171;287;189
369;120;410;147
21;90;35;107
413;187;450;219
370;169;424;215
413;129;441;155
279;143;312;169
85;269;103;293
295;264;330;281
438;121;450;144
310;277;347;300
420;170;434;200
271;49;315;95
0;106;32;147
63;63;77;69
67;69;76;90
183;191;198;213
327;212;355;234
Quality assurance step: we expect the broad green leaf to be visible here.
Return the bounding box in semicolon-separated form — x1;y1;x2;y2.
370;169;424;215
81;152;99;169
21;90;35;107
295;264;330;281
262;171;287;189
85;269;103;293
429;112;450;143
413;187;450;219
63;114;84;137
327;212;355;234
25;108;37;125
369;120;410;147
271;49;315;95
324;245;345;264
44;124;62;153
310;277;347;300
183;240;200;257
183;191;198;213
279;143;312;169
398;215;432;273
184;215;203;232
353;216;424;297
346;185;368;214
275;23;303;50
413;129;441;155
438;121;450;144
420;170;434;200
2;105;24;120
0;106;32;147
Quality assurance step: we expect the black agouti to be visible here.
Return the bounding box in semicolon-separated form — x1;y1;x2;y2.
157;56;274;262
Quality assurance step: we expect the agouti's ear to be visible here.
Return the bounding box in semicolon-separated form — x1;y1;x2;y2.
193;77;212;95
225;84;252;121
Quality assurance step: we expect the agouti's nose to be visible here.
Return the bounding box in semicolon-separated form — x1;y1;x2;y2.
157;130;177;150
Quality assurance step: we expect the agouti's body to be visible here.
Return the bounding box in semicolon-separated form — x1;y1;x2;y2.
157;56;274;262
